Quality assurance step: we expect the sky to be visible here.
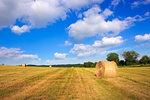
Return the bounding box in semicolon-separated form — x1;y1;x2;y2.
0;0;150;65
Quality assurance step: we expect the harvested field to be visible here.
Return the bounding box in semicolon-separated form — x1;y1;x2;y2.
0;65;150;100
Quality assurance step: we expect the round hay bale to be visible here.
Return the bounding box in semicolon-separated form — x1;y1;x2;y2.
96;61;118;78
49;65;52;67
22;64;26;67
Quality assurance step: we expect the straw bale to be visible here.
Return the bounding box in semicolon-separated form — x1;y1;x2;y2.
22;64;26;67
96;61;118;78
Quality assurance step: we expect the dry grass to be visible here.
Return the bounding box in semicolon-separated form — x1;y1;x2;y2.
0;65;150;100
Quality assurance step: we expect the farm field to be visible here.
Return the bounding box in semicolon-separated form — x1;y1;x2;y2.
0;65;150;100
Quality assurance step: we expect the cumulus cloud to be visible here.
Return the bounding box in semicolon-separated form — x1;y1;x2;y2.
0;0;29;29
62;0;103;9
135;34;150;41
0;0;104;33
70;36;124;56
83;5;102;17
54;52;67;59
70;44;94;56
93;36;124;47
28;0;67;28
0;0;65;30
68;6;142;41
11;25;30;34
0;47;39;65
132;0;150;8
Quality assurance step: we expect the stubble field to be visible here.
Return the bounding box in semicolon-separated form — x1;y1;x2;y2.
0;65;150;100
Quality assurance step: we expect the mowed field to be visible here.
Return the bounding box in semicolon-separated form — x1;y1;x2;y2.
0;65;150;100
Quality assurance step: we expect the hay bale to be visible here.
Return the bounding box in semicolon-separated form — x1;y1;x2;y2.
49;65;52;67
22;64;26;67
96;61;118;78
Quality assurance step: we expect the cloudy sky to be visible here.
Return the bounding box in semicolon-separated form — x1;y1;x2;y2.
0;0;150;65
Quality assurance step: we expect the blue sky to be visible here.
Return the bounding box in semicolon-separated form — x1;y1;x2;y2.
0;0;150;65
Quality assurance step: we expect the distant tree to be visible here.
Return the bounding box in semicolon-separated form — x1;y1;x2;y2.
79;64;84;67
122;51;140;65
94;62;97;67
106;53;119;64
84;62;93;67
91;62;97;67
148;57;150;64
119;60;125;66
83;62;97;67
139;55;150;64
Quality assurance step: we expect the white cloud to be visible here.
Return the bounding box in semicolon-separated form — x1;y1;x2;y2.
0;0;104;33
145;12;150;16
93;36;124;47
43;57;99;65
65;41;72;46
54;52;67;59
110;0;125;9
78;13;83;18
0;0;66;30
44;58;81;65
68;6;141;41
11;25;30;34
0;47;39;65
132;0;150;8
62;0;104;9
70;44;95;56
70;36;124;56
28;0;67;28
102;8;113;18
83;5;102;17
111;0;121;7
135;34;150;41
0;0;29;29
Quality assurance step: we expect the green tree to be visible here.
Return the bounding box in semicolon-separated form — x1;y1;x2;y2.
149;57;150;64
139;55;150;64
84;62;93;67
119;60;125;66
106;53;119;64
122;51;140;65
91;62;97;67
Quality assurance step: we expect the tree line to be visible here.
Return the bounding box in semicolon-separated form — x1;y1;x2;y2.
81;51;150;67
107;51;150;66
